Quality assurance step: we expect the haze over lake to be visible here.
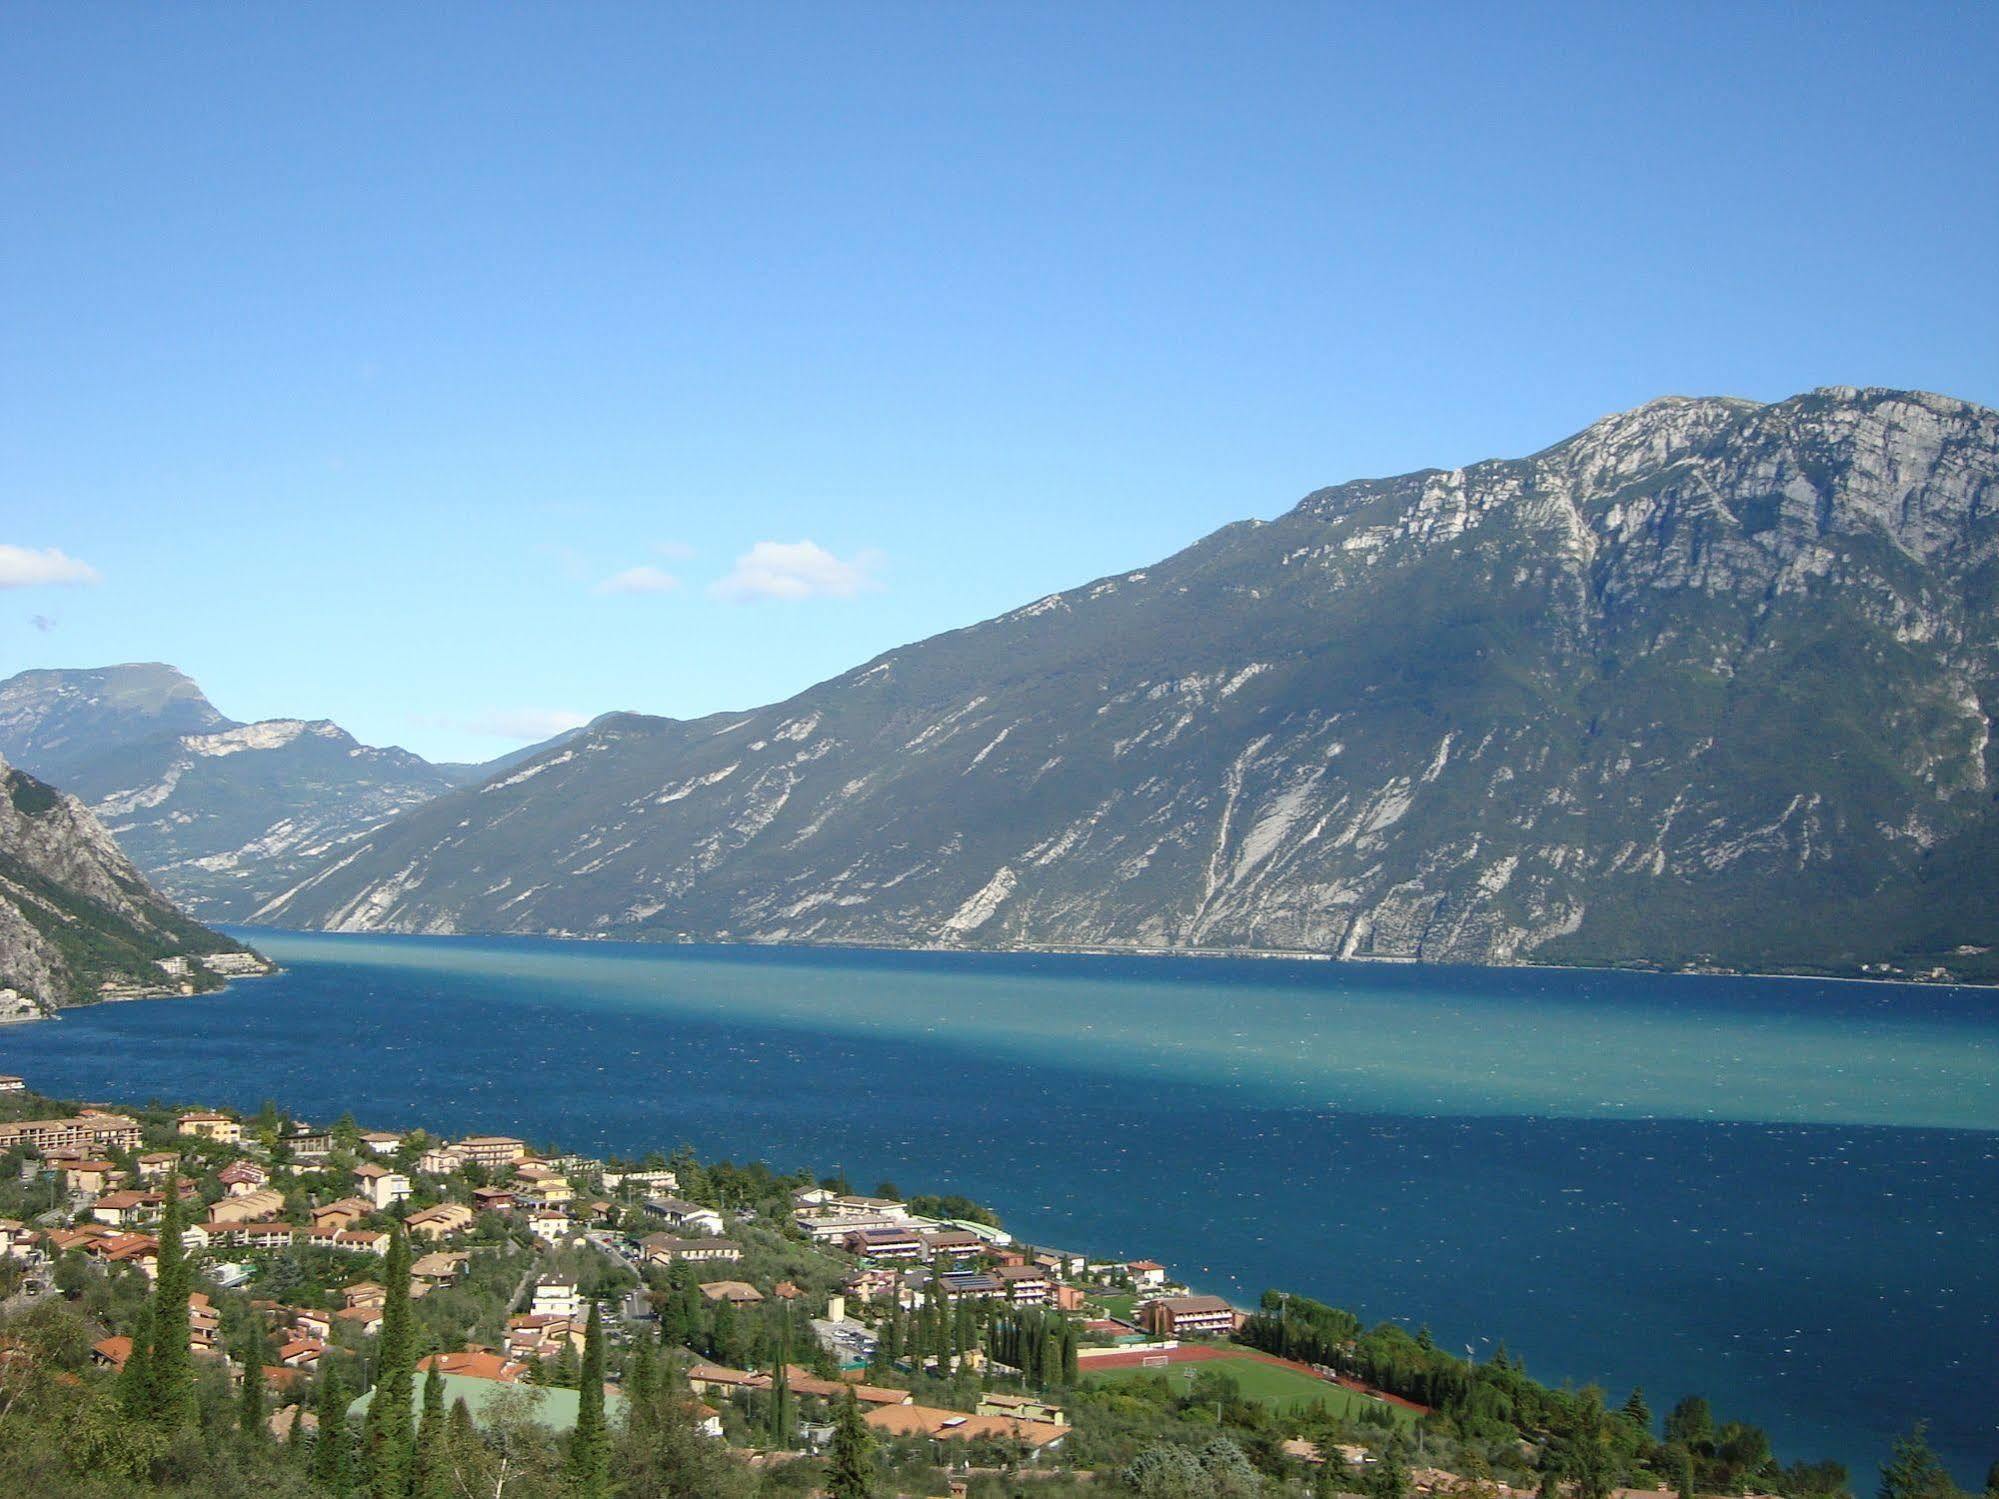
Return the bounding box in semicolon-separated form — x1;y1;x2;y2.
3;932;1994;1480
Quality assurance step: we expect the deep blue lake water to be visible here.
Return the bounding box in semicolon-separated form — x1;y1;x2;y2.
1;931;1994;1482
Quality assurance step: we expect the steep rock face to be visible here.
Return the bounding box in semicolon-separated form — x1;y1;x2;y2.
0;753;267;1016
260;388;1999;980
0;665;474;920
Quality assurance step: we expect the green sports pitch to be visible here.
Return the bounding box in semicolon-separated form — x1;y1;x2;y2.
1084;1355;1413;1422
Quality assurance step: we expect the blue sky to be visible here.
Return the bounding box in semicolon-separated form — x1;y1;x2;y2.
4;5;1995;763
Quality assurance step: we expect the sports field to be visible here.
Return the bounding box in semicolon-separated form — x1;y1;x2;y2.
1085;1353;1412;1422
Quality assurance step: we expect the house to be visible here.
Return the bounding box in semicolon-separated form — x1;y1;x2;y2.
977;1392;1067;1427
684;1363;772;1398
310;1198;375;1231
505;1314;580;1360
0;1075;23;1093
61;1160;119;1197
282;1128;333;1161
699;1280;765;1305
1033;1247;1090;1279
91;1189;164;1227
636;1234;742;1266
417;1146;466;1176
531;1280;583;1319
1053;1284;1090;1313
342;1282;388;1310
419;1348;529;1384
338;1305;385;1336
1142;1294;1237;1338
0;1113;142;1154
411;1250;470;1285
359;1130;403;1155
455;1136;527;1169
864;1403;1068;1456
921;1229;987;1259
91;1335;134;1370
135;1152;179;1181
85;1233;160;1278
781;1366;908;1406
845;1226;924;1260
218;1161;269;1195
315;1228;390;1254
211;1190;286;1225
176;1112;242;1143
405;1203;475;1240
0;1220;40;1260
293;1309;335;1343
937;1271;1004;1301
995;1265;1051;1304
643;1197;724;1235
1125;1259;1169;1289
278;1339;327;1369
470;1187;516;1213
352;1162;411;1210
527;1209;572;1244
602;1167;678;1194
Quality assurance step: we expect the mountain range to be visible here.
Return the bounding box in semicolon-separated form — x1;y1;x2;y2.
0;665;573;921
206;385;1997;983
0;750;267;1017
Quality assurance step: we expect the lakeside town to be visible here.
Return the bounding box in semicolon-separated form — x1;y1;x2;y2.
0;1073;1967;1499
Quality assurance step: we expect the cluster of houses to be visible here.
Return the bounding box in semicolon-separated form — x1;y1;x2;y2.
1;1086;1255;1467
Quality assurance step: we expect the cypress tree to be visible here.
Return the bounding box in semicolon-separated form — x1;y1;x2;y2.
568;1299;611;1496
238;1327;268;1440
118;1297;157;1423
768;1318;793;1449
412;1358;449;1499
147;1168;197;1430
363;1226;418;1498
827;1387;876;1499
628;1338;658;1410
313;1367;352;1497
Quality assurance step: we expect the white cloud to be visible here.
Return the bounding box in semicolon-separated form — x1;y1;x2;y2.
0;545;100;589
596;564;681;595
418;708;591;742
710;540;883;602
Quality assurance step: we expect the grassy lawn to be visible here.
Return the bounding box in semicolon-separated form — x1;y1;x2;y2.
1087;1355;1414;1423
1089;1291;1137;1320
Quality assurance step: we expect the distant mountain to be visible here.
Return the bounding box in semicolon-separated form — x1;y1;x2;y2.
0;752;268;1017
0;664;482;920
252;390;1999;982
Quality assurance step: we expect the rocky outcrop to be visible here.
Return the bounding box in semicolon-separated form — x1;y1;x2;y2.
260;387;1999;981
0;753;269;1015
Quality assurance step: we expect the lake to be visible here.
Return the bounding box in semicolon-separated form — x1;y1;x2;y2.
2;931;1994;1482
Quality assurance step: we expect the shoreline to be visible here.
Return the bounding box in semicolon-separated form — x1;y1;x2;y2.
231;922;1999;996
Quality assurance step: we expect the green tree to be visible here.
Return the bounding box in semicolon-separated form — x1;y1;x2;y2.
412;1359;449;1499
568;1299;611;1496
768;1317;794;1448
238;1325;268;1440
1664;1396;1714;1454
314;1367;353;1497
145;1167;197;1430
1879;1424;1959;1499
827;1387;876;1499
362;1226;417;1497
1623;1387;1652;1434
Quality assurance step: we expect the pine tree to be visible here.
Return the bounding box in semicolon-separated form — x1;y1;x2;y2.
146;1168;197;1430
1880;1424;1957;1499
314;1368;353;1497
568;1300;611;1496
412;1358;448;1499
362;1226;417;1497
553;1338;582;1388
827;1387;876;1499
1622;1386;1652;1435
